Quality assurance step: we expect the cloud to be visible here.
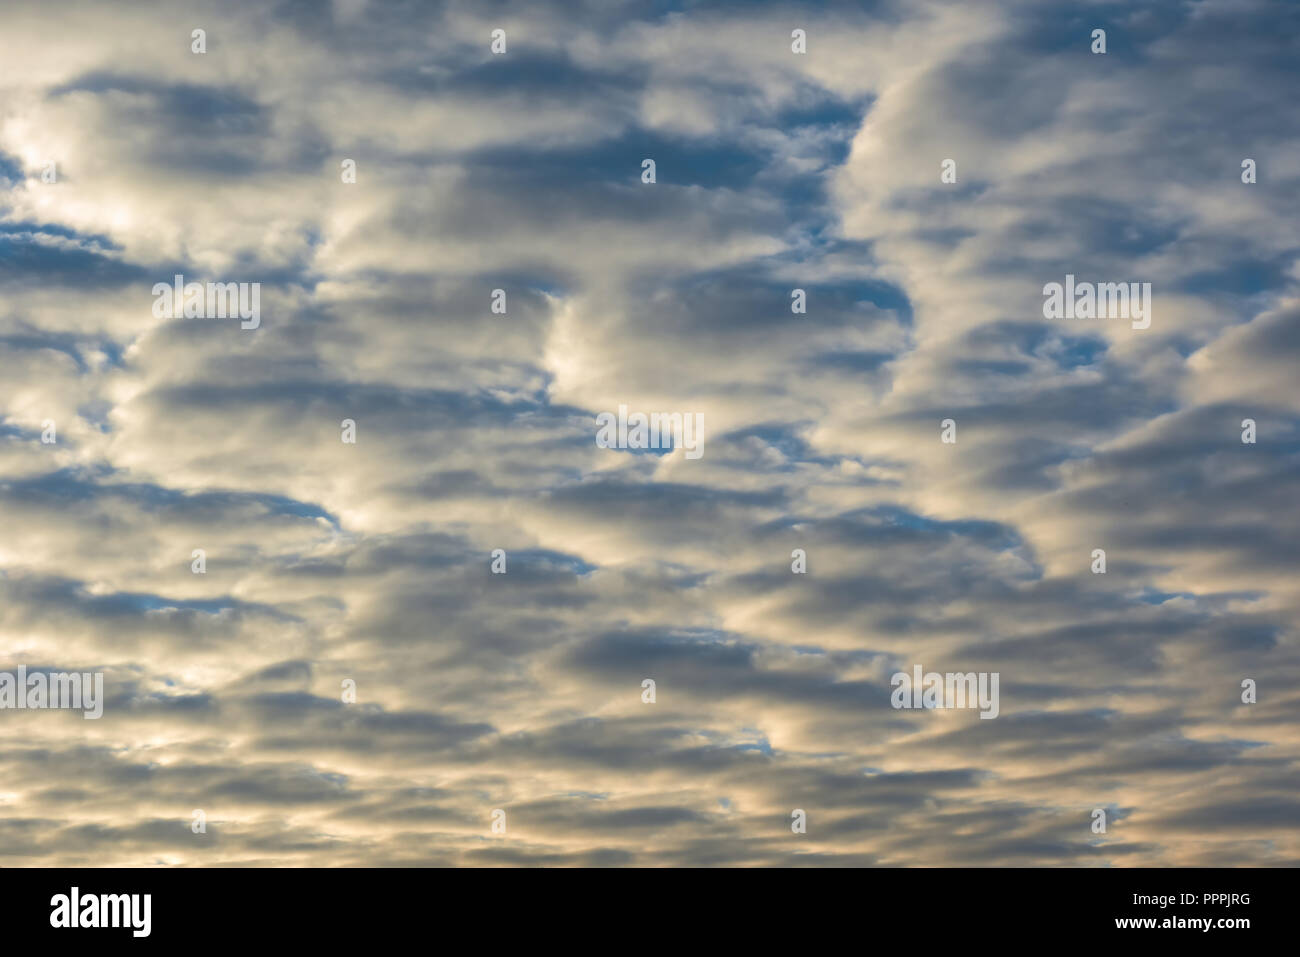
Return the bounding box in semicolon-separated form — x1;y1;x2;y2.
0;0;1296;866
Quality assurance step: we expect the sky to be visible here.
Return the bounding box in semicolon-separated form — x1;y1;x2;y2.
0;0;1298;866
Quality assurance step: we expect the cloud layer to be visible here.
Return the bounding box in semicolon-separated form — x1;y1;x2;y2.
1;0;1298;866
